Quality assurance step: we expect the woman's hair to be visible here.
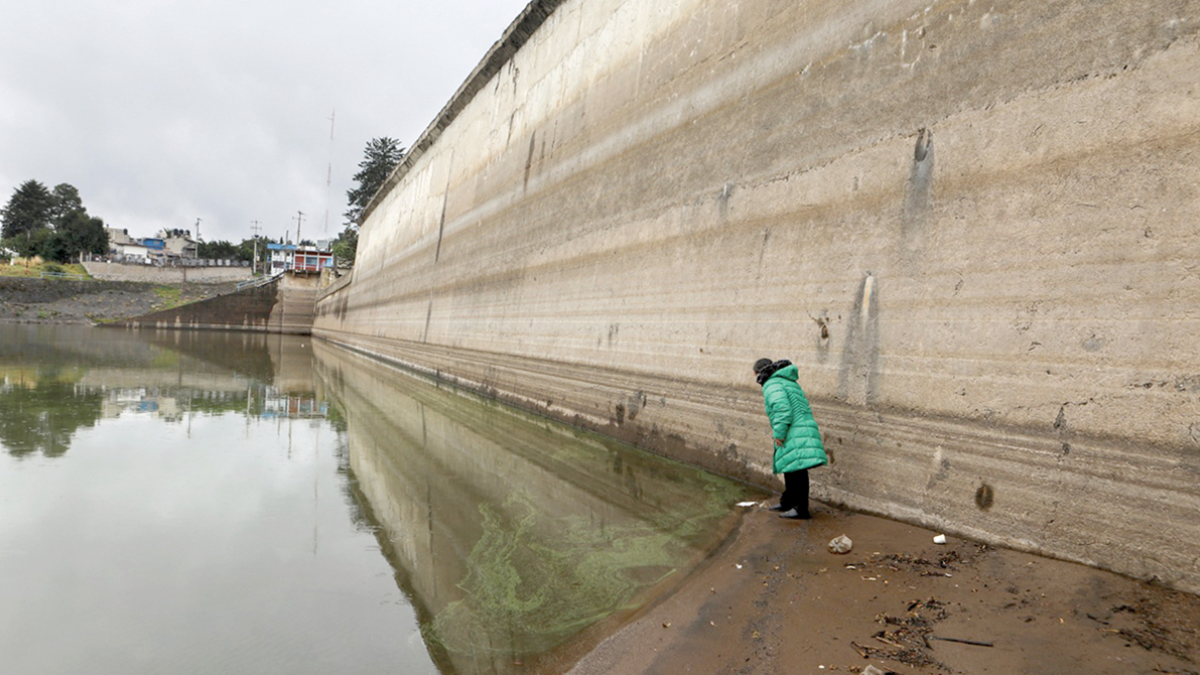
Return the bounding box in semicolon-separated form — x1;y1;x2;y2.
752;358;773;373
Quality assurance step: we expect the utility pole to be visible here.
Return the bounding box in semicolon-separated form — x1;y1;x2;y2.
294;211;305;246
194;217;203;242
250;220;262;275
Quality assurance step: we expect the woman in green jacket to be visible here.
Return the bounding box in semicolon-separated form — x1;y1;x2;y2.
753;358;828;519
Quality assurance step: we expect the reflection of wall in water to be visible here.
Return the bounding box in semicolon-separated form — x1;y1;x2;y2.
313;341;739;673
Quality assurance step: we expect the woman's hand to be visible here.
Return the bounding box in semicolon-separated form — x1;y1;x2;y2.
774;437;784;447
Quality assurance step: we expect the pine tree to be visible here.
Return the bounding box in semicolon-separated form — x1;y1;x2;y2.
1;180;55;239
345;137;404;224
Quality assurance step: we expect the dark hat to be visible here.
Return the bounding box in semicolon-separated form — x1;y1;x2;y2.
752;358;773;373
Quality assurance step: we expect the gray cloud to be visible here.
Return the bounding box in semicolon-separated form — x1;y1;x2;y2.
0;0;531;243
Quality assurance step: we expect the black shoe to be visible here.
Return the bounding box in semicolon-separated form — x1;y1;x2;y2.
778;509;812;520
768;504;787;512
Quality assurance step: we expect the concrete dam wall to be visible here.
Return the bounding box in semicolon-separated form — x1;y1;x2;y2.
313;0;1200;591
122;274;318;334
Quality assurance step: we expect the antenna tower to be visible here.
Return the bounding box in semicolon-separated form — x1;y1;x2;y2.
324;109;336;235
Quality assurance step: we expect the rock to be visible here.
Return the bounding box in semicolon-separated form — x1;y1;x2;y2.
828;534;853;554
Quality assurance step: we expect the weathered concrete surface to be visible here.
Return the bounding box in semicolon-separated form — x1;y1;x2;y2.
122;274;318;334
268;274;318;335
315;0;1200;591
82;261;252;284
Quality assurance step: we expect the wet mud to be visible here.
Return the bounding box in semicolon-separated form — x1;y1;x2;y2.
566;504;1200;675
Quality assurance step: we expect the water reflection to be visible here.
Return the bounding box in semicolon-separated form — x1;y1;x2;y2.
0;325;750;675
313;342;747;674
0;324;439;675
0;378;103;458
0;325;325;459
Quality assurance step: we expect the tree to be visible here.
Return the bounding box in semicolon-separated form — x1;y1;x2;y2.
1;180;55;239
331;224;358;266
1;180;108;262
197;239;239;259
345;137;404;224
235;238;260;264
6;227;58;260
48;183;85;227
56;211;108;261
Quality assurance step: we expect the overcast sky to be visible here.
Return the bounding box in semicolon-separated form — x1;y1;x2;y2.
0;0;532;244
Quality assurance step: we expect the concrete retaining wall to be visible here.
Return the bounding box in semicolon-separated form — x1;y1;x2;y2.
83;260;252;284
123;274;318;334
315;0;1200;591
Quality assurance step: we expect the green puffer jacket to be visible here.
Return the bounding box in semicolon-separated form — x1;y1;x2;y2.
760;362;828;474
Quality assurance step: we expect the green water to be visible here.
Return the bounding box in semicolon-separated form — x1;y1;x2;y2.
0;325;751;675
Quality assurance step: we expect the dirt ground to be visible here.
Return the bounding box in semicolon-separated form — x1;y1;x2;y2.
0;277;233;324
564;503;1200;675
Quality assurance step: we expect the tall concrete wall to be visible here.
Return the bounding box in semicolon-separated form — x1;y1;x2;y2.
315;0;1200;591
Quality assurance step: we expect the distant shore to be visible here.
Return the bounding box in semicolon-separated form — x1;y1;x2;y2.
0;276;234;325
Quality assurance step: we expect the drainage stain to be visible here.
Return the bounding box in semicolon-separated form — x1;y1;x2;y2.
975;483;995;510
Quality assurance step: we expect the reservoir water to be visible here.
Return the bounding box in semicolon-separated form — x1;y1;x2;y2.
0;325;752;675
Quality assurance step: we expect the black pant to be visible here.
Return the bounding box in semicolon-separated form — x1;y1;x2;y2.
781;469;810;515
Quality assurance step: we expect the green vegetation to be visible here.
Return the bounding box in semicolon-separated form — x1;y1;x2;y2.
339;136;405;265
152;285;183;309
345;137;404;224
1;180;108;263
0;260;90;279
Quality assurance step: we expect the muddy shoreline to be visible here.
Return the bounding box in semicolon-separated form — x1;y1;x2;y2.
565;502;1200;675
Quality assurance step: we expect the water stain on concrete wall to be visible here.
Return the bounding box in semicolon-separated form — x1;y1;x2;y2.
901;127;935;254
838;272;881;406
976;483;995;510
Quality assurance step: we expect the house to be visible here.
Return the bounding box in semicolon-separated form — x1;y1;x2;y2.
106;228;152;262
158;230;198;259
292;246;334;273
266;242;296;273
266;242;334;274
106;227;137;248
141;237;166;262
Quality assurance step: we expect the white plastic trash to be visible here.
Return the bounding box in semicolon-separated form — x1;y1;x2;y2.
828;534;853;554
933;534;947;544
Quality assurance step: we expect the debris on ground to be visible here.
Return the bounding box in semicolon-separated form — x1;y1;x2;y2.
849;598;949;670
829;534;853;554
1085;597;1199;662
